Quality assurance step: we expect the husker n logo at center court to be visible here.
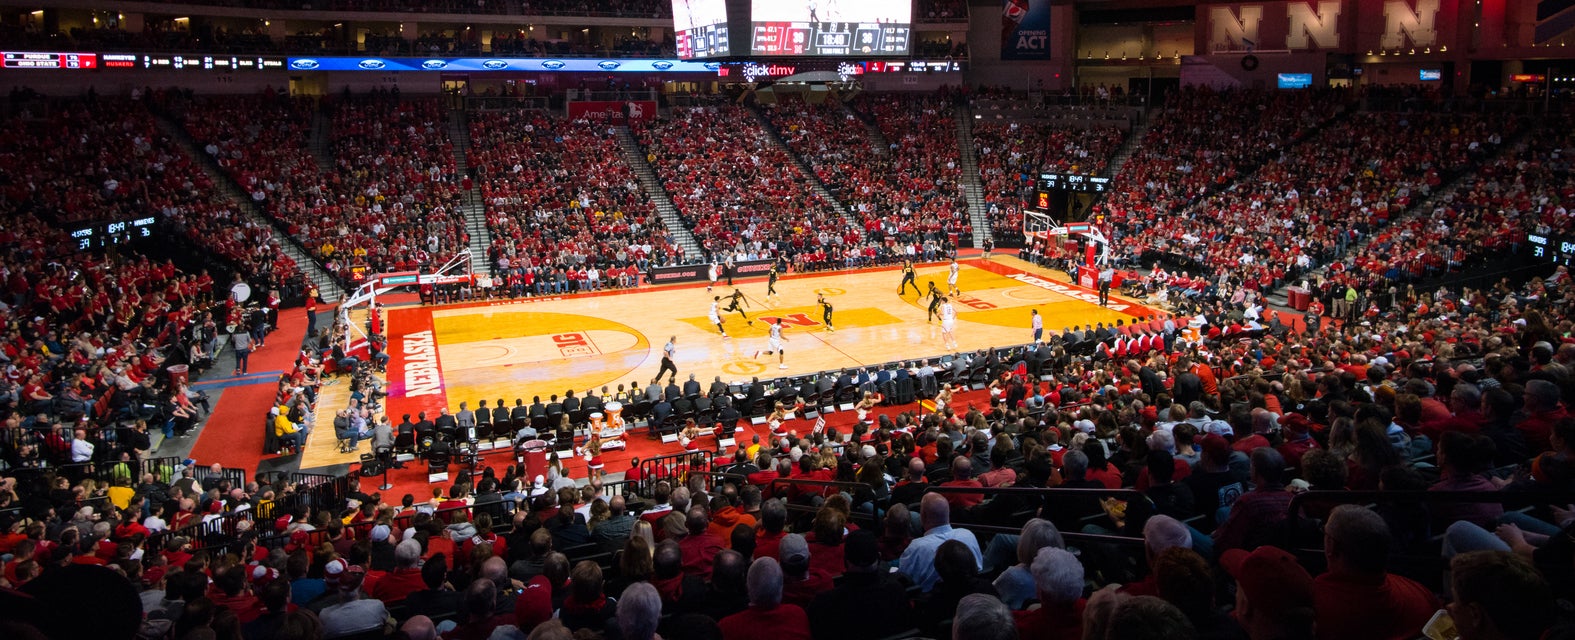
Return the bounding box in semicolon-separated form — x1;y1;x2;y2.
756;313;820;327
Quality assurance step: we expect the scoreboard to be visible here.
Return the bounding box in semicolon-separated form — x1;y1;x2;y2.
2;51;97;69
752;22;910;55
69;216;157;251
1040;172;1112;193
1528;233;1575;267
676;23;730;58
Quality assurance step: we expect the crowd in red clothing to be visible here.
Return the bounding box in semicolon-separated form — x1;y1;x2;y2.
469;109;680;283
4;255;1572;640
1322;115;1574;294
846;94;973;242
184;94;468;283
633;105;848;260
761;96;959;246
1128;109;1504;303
7;87;1575;640
1098;88;1345;247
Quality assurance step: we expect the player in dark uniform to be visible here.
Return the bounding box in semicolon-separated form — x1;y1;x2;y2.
817;293;834;332
898;260;919;296
982;237;995;260
722;288;750;323
926;281;944;322
766;262;781;303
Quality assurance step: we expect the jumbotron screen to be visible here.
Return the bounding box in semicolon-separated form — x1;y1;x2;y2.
672;0;731;59
751;0;912;56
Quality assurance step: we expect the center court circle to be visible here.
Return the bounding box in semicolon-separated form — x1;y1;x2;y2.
723;361;768;376
813;287;846;296
1001;286;1058;302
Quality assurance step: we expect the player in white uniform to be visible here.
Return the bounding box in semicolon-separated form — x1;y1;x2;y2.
939;297;958;350
709;298;728;338
1031;308;1044;344
707;261;719;292
754;317;789;369
947;258;961;297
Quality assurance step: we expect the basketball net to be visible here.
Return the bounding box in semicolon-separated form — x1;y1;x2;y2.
1022;209;1113;266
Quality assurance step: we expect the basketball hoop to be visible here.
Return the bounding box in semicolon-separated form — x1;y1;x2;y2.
1023;208;1113;267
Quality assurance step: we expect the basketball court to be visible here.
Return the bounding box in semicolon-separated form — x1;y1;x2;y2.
299;255;1157;470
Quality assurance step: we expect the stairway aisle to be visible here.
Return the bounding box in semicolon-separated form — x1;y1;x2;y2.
954;105;990;249
612;126;702;261
153;114;346;301
1104;113;1150;178
309;109;335;172
447;108;492;277
745;105;866;242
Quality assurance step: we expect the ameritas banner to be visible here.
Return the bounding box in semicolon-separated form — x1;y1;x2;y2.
1001;0;1052;60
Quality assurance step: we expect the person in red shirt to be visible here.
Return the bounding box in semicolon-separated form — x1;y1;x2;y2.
1313;505;1439;640
1517;380;1569;453
1221;544;1316;640
718;557;811;640
940;456;985;511
1231;409;1277;454
368;539;427;605
1013;547;1086;640
678;508;724;580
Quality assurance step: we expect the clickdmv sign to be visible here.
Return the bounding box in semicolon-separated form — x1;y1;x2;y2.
286;57;720;73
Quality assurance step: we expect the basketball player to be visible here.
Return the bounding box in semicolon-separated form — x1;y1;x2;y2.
1031;308;1043;344
939;296;958;350
926;281;944;322
817;293;834;332
765;262;781;304
947;258;961;297
722;287;750;323
707;260;720;292
653;336;678;386
709;297;730;339
754;317;789;369
898;259;919;296
982;237;994;261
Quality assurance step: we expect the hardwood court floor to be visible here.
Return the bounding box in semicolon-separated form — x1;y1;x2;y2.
300;257;1154;470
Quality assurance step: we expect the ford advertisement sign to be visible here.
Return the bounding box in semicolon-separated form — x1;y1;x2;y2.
285;57;716;73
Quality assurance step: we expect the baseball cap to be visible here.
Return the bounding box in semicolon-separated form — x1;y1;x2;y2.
1280;413;1313;438
370;524;391;542
337;565;367;592
515;576;553;630
250;565;279;587
843;529;879;567
1220;546;1314;615
1200;434;1232;464
1204;420;1234;438
323;558;349;586
779;533;810;565
1073;419;1096;434
286;530;310;552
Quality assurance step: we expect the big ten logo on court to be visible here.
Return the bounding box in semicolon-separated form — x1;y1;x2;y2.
813;287;846;296
552;333;601;358
723;361;767;376
755;313;821;327
952;293;996;311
